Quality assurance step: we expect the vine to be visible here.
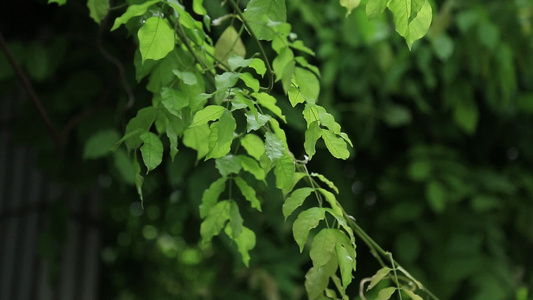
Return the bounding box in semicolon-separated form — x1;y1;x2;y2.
49;0;436;298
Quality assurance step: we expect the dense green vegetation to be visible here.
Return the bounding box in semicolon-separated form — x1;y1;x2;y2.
1;0;532;299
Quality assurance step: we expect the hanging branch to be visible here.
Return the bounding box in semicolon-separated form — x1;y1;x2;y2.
0;32;62;153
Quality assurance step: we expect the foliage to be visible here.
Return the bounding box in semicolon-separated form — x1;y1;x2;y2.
1;0;533;299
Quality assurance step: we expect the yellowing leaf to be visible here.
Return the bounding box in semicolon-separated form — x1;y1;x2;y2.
138;17;175;62
367;267;392;291
214;25;246;66
339;0;361;16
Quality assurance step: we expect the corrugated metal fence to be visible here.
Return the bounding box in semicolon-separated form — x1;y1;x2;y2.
0;92;101;300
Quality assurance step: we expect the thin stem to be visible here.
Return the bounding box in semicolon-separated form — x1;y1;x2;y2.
389;252;403;300
174;20;217;87
0;32;61;153
227;0;274;93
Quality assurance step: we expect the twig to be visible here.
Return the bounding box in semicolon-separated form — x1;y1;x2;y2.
0;32;62;153
227;0;274;92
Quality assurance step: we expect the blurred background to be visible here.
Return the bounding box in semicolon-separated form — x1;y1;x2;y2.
0;0;532;299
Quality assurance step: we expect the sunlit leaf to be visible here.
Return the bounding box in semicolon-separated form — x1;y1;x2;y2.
249;58;266;77
111;0;160;31
161;87;189;117
240;134;265;161
311;172;339;194
183;124;210;159
321;129;350;160
226;226;256;267
207;112;236;159
245;110;271;132
293;207;326;252
403;289;424;300
366;0;388;18
388;0;433;48
190;105;226;127
138;17;175;62
272;47;295;93
254;92;287;122
339;0;361;16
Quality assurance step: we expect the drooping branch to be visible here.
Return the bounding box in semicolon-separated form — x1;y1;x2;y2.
0;32;62;153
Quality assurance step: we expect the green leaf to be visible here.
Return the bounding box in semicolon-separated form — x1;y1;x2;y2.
200;200;232;244
238;155;266;181
215;72;241;92
138;17;175;62
367;267;392;291
215;155;242;177
227;55;253;71
87;0;109;24
226;226;256;267
310;228;337;268
199;177;227;218
265;131;285;162
426;180;447;213
228;200;244;238
318;188;343;216
207;112;236;159
304;121;321;159
318;107;342;134
48;0;67;6
183;124;210;159
245;111;271;132
240;134;265;161
190;105;226;127
311;173;339;194
234;176;262;211
83;129;121;159
283;187;314;220
249;58;267;77
243;0;287;41
294;67;320;103
403;289;424;300
305;267;329;299
214;25;246;65
388;0;433;48
239;73;260;93
274;152;295;190
366;0;388;18
161;87;189;117
124;107;158;151
282;172;307;196
339;0;361;16
192;0;206;15
269;118;288;147
321;129;350;160
290;40;315;56
293;207;326;252
111;0;160;31
254;92;286;122
375;287;397;300
288;86;306;107
166;114;184;161
272;47;295;93
336;244;355;289
172;69;198;85
140;132;163;174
